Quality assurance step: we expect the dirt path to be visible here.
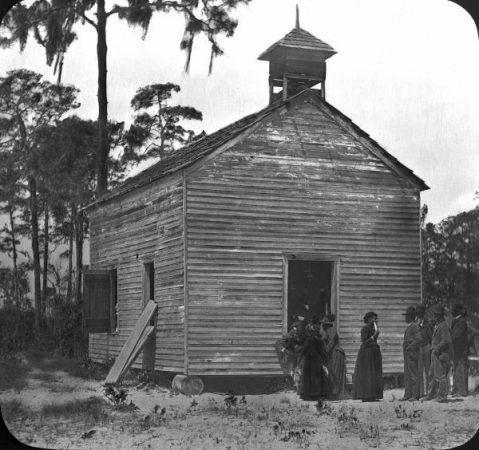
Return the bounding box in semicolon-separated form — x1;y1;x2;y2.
1;357;478;449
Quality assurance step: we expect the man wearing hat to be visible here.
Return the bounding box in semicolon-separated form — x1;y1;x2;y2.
451;304;469;397
416;304;433;397
423;305;453;402
401;306;423;401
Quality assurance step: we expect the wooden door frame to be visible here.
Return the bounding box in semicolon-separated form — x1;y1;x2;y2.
282;253;341;334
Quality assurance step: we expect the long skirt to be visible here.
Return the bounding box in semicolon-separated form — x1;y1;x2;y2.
352;343;383;400
298;339;331;401
328;346;346;399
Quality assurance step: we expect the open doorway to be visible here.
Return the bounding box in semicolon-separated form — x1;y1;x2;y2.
142;261;156;369
286;259;337;330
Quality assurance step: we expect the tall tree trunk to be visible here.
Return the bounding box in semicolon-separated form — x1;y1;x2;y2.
29;177;42;329
75;208;84;305
8;203;19;307
42;202;49;321
67;206;74;302
96;0;109;194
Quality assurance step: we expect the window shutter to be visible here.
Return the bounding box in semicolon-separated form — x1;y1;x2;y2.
83;270;110;333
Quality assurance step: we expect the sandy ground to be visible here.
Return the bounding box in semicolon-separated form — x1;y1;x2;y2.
1;357;479;450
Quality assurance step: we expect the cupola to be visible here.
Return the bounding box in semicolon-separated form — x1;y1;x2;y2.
258;6;336;103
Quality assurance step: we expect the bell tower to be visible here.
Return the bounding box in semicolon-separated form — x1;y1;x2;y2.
258;6;336;103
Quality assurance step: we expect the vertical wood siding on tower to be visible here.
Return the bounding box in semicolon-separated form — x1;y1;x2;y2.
185;97;421;375
88;173;185;372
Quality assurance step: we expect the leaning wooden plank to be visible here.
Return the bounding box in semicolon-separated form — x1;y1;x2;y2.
119;325;155;380
105;300;157;384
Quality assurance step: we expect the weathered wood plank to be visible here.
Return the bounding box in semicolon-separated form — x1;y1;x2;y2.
105;301;157;384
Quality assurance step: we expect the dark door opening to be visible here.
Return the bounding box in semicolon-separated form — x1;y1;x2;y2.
287;260;333;330
109;269;118;333
142;261;156;369
143;262;155;305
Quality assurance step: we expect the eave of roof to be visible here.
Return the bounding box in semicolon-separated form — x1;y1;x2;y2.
258;27;336;61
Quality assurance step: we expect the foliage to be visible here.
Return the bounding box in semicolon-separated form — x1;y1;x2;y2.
0;306;35;357
394;404;422;419
0;0;252;192
44;294;88;357
421;205;479;311
0;264;31;309
40;397;109;423
0;296;88;359
0;68;80;327
102;384;139;411
272;421;315;447
123;82;203;162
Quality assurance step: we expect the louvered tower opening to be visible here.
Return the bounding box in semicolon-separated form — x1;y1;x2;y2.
258;6;337;103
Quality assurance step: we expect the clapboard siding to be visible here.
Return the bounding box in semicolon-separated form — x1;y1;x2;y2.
186;96;421;375
88;173;185;373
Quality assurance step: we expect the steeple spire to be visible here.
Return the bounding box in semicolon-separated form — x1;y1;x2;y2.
295;4;300;29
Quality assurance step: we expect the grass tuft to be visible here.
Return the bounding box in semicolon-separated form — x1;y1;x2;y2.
0;356;30;391
40;397;109;423
0;399;28;421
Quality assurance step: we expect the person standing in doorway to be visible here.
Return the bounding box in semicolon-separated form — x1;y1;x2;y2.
297;319;331;401
352;311;383;402
451;304;469;397
416;304;433;397
423;305;452;403
401;306;423;401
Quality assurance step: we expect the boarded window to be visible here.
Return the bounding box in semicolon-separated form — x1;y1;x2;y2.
83;271;110;333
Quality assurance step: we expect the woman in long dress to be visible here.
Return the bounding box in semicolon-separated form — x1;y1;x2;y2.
320;315;346;399
352;311;383;401
296;320;331;401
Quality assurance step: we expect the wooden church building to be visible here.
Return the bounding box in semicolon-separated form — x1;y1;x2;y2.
84;14;428;379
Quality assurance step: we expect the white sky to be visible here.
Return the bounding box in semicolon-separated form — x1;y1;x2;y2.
1;0;479;224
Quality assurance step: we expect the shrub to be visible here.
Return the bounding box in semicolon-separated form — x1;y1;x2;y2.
0;307;35;356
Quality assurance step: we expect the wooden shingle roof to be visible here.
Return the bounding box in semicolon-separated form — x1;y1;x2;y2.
89;89;428;209
258;27;336;60
90;99;288;206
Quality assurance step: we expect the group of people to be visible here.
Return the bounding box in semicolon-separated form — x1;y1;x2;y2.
277;303;477;404
276;314;346;401
402;303;476;403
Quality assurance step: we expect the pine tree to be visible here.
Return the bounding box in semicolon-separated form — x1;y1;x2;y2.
1;0;252;194
0;69;79;328
124;82;203;162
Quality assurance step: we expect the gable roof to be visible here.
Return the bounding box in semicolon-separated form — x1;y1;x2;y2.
258;27;336;60
89;89;428;209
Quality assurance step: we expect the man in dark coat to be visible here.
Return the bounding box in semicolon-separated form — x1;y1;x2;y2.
451;304;469;397
416;304;433;397
423;305;452;403
401;306;423;401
